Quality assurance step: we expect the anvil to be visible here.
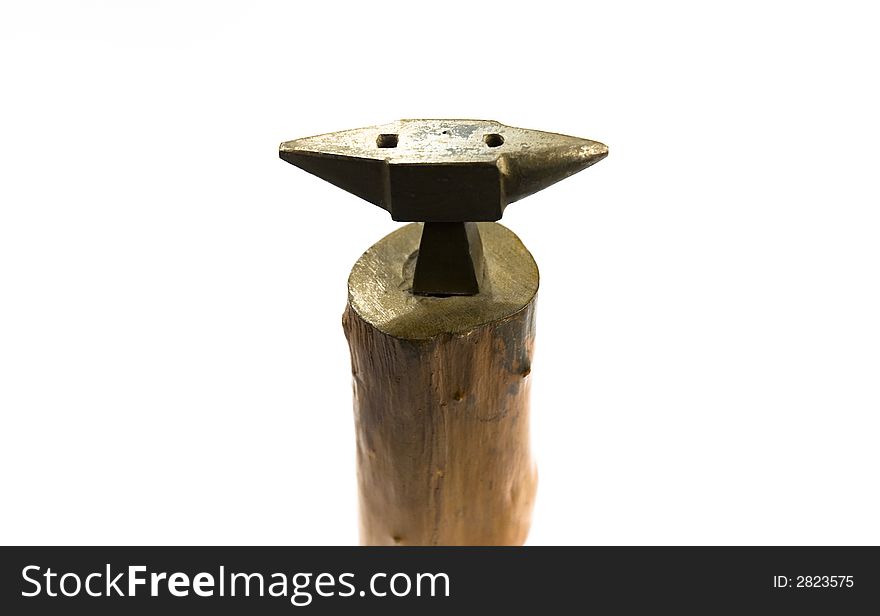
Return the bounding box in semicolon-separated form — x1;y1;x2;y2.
280;119;607;295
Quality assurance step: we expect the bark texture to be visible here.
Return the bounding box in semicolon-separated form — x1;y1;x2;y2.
343;222;538;546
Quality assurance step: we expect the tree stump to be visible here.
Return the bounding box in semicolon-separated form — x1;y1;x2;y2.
342;222;539;545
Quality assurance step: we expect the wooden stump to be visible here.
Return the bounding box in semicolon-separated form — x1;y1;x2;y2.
342;222;539;546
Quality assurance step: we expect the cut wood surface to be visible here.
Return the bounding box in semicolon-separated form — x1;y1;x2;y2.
343;222;539;545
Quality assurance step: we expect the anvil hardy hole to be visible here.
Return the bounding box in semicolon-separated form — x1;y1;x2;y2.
376;133;399;148
483;133;504;147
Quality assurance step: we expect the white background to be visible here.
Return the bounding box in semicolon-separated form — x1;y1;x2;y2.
1;1;878;545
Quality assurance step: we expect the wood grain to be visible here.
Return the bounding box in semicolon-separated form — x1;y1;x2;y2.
343;222;539;545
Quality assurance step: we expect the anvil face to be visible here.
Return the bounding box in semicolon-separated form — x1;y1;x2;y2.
279;119;607;222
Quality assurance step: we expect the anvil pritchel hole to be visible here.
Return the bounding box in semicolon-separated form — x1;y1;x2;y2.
483;133;504;147
376;134;399;148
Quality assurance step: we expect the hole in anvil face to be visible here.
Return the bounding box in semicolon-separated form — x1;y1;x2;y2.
483;133;504;147
376;134;399;148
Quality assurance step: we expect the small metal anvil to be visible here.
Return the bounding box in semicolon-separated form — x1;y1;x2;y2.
280;119;607;295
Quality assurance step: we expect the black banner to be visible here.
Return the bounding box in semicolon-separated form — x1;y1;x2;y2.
2;547;877;614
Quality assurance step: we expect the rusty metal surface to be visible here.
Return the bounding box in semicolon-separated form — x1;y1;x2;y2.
279;119;607;295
